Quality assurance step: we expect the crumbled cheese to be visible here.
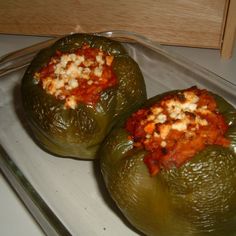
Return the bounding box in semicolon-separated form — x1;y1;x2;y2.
184;91;199;104
83;59;93;67
151;107;163;115
65;96;77;109
94;66;103;77
96;54;104;64
81;68;91;79
182;102;197;112
159;124;171;140
172;121;187;131
60;54;70;67
155;113;167;124
160;141;167;147
147;114;155;121
196;107;211;115
36;46;115;109
195;116;208;126
132;89;214;146
170;110;185;120
55;79;65;89
75;55;85;65
68;78;79;89
66;64;81;78
69;53;77;62
87;80;93;85
153;132;160;138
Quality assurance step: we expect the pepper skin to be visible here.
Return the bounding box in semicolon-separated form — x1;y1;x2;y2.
100;89;236;236
21;34;146;159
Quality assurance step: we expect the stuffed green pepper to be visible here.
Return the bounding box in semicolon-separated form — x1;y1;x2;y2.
100;86;236;236
21;34;146;159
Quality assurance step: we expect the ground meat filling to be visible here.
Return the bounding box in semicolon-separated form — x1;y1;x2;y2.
34;44;117;109
125;87;230;176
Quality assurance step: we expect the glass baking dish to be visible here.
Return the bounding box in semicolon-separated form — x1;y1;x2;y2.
0;31;235;236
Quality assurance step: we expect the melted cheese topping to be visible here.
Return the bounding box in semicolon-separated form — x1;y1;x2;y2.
125;87;230;176
34;45;117;109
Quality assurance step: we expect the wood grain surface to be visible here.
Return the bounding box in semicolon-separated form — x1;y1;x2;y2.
0;0;228;49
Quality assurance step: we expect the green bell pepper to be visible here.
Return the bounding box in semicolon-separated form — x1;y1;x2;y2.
21;34;146;159
100;89;236;236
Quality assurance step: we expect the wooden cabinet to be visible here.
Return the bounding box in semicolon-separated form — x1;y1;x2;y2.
0;0;235;57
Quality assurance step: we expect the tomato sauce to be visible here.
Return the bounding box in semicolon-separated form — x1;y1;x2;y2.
125;87;230;176
34;44;118;108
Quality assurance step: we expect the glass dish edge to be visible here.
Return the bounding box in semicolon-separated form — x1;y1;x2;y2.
0;30;235;236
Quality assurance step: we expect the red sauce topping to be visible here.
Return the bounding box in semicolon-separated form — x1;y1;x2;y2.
34;44;117;108
125;87;230;176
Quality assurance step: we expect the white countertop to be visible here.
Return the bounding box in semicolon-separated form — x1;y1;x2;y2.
0;34;235;236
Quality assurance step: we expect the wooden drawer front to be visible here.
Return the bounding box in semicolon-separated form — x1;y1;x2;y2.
0;0;229;49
